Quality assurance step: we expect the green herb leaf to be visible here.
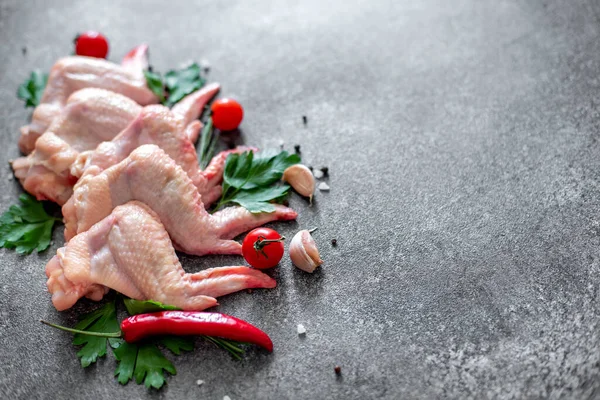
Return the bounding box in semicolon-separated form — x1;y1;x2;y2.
123;298;180;315
113;298;191;390
0;194;60;254
224;150;300;190
229;185;291;213
159;336;194;355
216;150;300;213
112;340;137;385
72;301;119;367
203;336;245;361
113;339;177;390
143;63;206;107
143;70;165;103
222;150;255;189
198;117;219;170
135;343;177;389
164;63;205;107
17;70;48;108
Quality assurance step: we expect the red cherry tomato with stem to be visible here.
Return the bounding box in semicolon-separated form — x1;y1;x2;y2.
242;228;285;269
211;98;244;131
75;31;109;59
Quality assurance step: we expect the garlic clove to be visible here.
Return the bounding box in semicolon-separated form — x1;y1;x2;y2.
282;164;315;201
289;229;323;273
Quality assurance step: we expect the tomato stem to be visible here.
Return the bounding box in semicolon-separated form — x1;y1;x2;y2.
253;235;285;258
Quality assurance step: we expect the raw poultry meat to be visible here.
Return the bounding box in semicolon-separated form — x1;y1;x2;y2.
72;83;220;180
70;83;232;205
63;144;297;255
46;201;276;311
19;44;158;154
13;83;219;206
12;88;142;205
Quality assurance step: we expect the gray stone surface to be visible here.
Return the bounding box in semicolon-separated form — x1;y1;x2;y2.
1;0;600;398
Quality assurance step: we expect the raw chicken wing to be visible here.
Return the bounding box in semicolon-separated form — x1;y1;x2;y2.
70;84;233;205
19;44;158;154
12;88;141;204
63;145;297;255
46;201;276;311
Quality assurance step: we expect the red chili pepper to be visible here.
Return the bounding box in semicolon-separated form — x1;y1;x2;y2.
121;312;273;351
41;311;273;352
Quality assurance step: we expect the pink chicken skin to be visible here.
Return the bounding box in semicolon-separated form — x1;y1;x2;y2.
46;201;277;311
18;44;158;154
62;145;297;255
13;83;225;206
70;83;244;207
12;89;141;205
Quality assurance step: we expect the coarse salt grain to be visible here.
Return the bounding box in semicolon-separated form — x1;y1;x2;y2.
297;324;306;335
196;379;204;386
318;182;330;191
224;396;232;400
200;59;211;69
313;170;324;179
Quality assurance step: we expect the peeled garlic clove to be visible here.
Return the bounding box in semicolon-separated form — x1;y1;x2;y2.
289;229;323;273
282;164;315;201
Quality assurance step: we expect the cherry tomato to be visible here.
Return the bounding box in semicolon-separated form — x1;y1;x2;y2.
242;228;285;269
74;31;109;59
211;98;244;131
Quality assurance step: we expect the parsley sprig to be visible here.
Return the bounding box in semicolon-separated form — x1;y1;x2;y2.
58;297;245;390
213;150;301;213
17;70;48;108
72;301;121;367
144;63;206;107
0;194;61;254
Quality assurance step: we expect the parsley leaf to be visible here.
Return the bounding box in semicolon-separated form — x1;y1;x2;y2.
143;63;206;107
112;340;137;385
72;301;120;367
123;298;179;315
228;185;291;213
215;150;300;213
143;70;165;103
135;343;177;389
0;193;61;254
224;150;300;190
17;70;48;108
115;299;192;389
164;63;205;107
159;336;194;355
113;339;179;390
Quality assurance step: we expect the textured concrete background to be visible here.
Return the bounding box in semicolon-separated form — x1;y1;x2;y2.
1;0;600;399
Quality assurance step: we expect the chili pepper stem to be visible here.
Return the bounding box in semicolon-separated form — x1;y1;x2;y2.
40;320;122;338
